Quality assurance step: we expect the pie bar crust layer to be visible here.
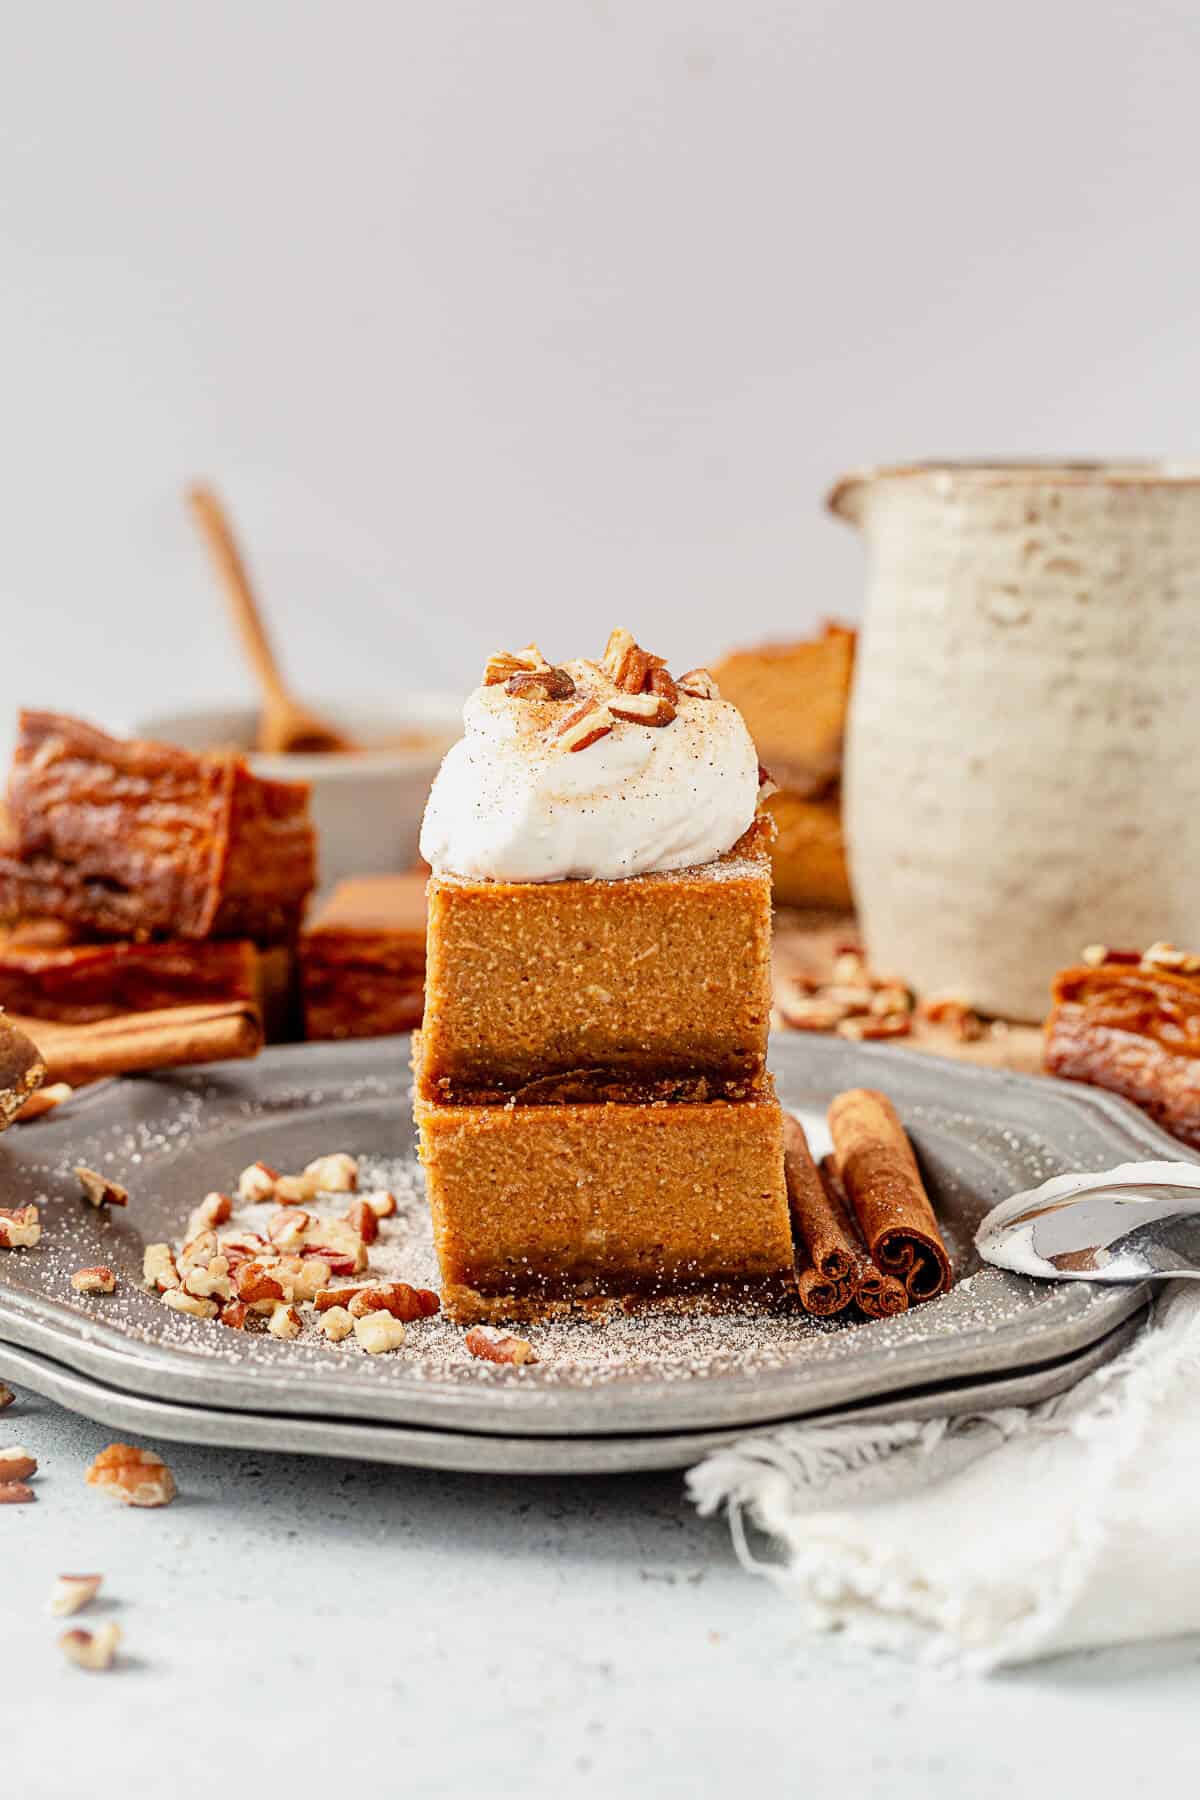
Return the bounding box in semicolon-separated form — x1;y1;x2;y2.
419;821;772;1104
300;872;427;1041
2;711;315;945
415;1078;795;1323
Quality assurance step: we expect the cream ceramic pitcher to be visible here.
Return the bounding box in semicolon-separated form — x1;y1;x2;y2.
830;462;1200;1022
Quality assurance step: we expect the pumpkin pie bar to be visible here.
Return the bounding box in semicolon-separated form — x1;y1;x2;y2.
414;631;797;1321
301;871;427;1040
713;623;855;909
416;1074;792;1321
1;711;315;945
1044;941;1200;1149
417;819;772;1104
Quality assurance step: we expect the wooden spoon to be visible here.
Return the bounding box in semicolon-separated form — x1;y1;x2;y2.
186;482;355;755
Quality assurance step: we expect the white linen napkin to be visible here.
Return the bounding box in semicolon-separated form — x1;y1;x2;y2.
688;1283;1200;1670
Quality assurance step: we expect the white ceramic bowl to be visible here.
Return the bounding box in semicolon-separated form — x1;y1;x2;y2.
131;696;461;894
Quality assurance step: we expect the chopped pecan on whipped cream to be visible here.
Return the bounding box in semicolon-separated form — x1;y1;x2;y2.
483;644;549;685
506;667;577;702
555;697;615;753
421;630;761;880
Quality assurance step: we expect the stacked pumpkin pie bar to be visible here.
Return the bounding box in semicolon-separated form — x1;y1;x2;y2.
413;631;796;1322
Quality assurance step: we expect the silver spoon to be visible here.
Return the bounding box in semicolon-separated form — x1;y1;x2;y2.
976;1161;1200;1283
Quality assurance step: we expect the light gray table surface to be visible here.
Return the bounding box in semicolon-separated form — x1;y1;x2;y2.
5;1388;1200;1799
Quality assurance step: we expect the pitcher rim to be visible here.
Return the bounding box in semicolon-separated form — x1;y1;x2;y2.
828;459;1200;519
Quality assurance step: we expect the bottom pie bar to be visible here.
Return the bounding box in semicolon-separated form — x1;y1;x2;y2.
415;1083;796;1323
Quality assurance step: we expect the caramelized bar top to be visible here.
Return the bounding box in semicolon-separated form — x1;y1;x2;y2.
6;711;315;943
1051;961;1200;1059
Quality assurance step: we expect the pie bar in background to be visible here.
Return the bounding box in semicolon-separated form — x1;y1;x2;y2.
0;710;315;944
300;872;427;1040
0;712;316;1078
413;632;795;1322
712;622;855;909
1044;942;1200;1149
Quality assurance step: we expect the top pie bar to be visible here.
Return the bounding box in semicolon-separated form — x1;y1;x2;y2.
417;818;773;1103
0;711;316;945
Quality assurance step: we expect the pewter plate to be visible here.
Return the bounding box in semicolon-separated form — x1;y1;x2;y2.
0;1314;1145;1474
0;1035;1169;1439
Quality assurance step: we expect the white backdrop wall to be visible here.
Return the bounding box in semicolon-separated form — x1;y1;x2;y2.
1;0;1197;725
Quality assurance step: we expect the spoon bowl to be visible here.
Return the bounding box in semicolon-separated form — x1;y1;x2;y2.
976;1160;1200;1283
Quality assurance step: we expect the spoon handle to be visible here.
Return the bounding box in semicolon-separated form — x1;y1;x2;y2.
187;484;290;709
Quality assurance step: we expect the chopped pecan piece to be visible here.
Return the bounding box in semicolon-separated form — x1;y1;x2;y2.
345;1198;379;1245
216;1230;268;1269
353;1311;406;1354
1142;941;1200;973
346;1281;439;1322
464;1327;539;1367
59;1623;121;1670
0;1446;37;1482
85;1443;176;1507
50;1573;103;1617
609;690;676;728
304;1153;359;1193
142;1243;180;1291
267;1208;310;1250
76;1166;128;1209
0;1482;35;1504
180;1257;233;1302
267;1302;303;1340
0;1384;13;1409
0;1204;41;1248
363;1190;397;1219
178;1228;219;1272
281;1255;329;1301
235;1261;288;1305
919;995;984;1040
483;644;548;685
776;994;848;1032
188;1192;233;1236
71;1266;117;1296
237;1161;279;1203
218;1298;249;1330
319;1306;354;1341
554;697;614;753
601;627;655;693
162;1286;219;1319
505;667;577;702
676;667;720;700
836;1013;913;1041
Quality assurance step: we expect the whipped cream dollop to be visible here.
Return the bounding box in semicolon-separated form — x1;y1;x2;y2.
420;657;760;881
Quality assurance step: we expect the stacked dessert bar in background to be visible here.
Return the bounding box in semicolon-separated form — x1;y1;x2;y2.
299;872;427;1040
713;622;856;909
413;635;796;1324
0;711;315;1046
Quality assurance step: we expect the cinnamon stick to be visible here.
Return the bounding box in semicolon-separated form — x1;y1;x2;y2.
818;1155;908;1319
10;1001;263;1087
827;1088;952;1302
783;1113;860;1315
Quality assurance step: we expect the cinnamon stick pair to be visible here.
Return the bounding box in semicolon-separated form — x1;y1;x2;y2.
784;1115;907;1319
785;1087;952;1319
